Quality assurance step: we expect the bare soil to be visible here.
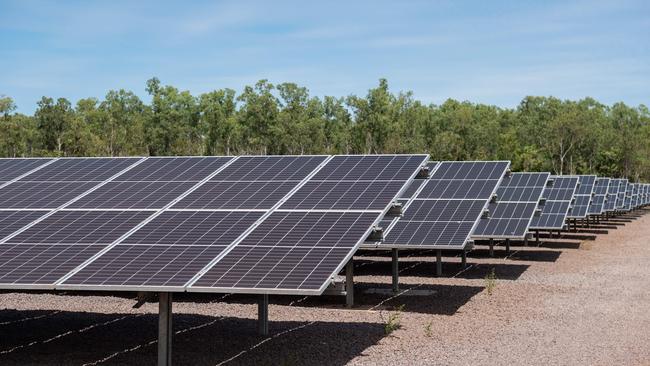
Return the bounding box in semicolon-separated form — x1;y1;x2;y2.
1;210;648;366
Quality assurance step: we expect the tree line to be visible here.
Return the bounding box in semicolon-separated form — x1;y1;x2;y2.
1;78;648;181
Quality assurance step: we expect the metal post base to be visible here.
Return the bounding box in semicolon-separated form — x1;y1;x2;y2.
158;293;172;366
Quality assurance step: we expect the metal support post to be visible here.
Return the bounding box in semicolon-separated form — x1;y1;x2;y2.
158;293;172;366
258;294;269;336
391;248;399;293
524;236;528;247
505;239;511;255
461;250;467;268
535;230;540;246
346;259;354;308
436;250;442;277
489;238;494;257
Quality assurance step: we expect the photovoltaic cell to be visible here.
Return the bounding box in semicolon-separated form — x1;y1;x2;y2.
530;176;579;230
0;159;52;182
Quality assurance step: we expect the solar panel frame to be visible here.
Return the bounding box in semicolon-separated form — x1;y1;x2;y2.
604;178;622;212
566;175;597;219
471;172;550;239
372;160;510;250
529;176;579;230
588;178;610;215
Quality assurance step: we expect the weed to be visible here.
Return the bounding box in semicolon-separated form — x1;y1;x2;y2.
485;268;497;295
424;319;433;337
384;304;405;335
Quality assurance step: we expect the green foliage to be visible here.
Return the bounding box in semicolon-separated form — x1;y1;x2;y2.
383;304;405;335
2;78;650;181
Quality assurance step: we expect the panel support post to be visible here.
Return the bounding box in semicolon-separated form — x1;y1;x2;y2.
505;239;510;255
158;292;172;366
345;259;354;308
523;236;528;247
461;250;467;268
391;248;399;293
535;230;540;246
436;250;442;277
489;238;494;257
258;294;269;336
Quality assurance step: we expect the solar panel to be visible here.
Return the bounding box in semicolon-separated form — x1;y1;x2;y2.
588;178;610;215
0;158;53;182
67;181;196;209
0;211;48;239
472;172;549;239
604;178;622;212
116;157;232;181
623;182;634;211
530;176;579;230
566;175;596;218
172;181;297;210
19;158;141;182
377;161;510;249
210;155;326;181
0;182;99;209
616;179;629;210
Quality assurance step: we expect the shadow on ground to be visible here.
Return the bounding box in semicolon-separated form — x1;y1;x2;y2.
0;309;384;366
506;250;562;262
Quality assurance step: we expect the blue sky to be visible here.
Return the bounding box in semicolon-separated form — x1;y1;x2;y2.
1;0;648;113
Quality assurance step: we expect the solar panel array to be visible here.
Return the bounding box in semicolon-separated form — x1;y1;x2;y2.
529;176;579;230
566;175;596;219
374;161;510;249
588;178;611;215
0;155;427;295
472;172;549;239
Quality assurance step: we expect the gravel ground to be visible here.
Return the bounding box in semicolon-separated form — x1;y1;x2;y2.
0;209;648;365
